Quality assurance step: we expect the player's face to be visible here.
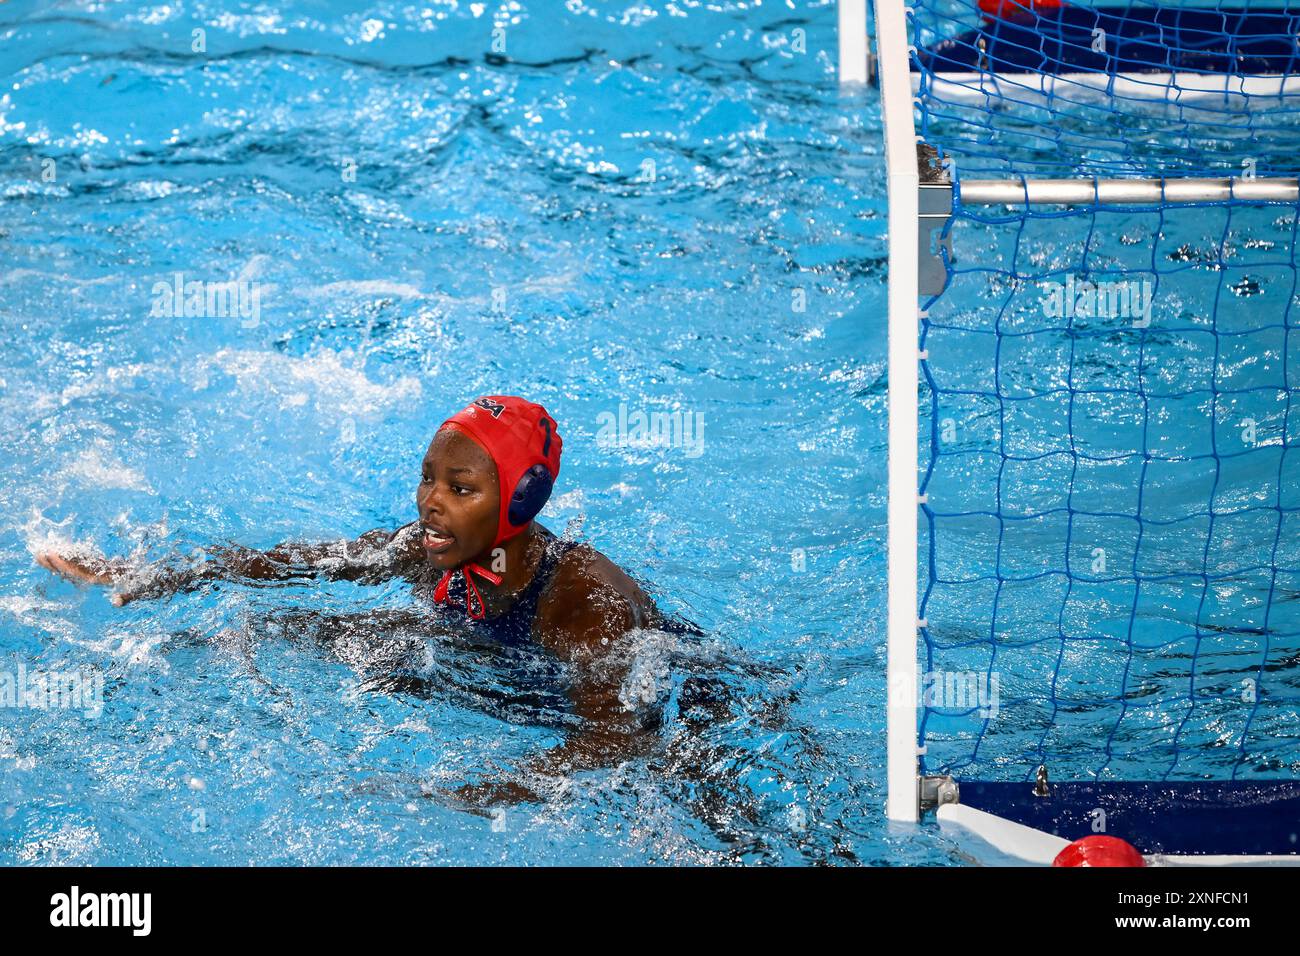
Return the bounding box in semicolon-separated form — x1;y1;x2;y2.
416;428;499;569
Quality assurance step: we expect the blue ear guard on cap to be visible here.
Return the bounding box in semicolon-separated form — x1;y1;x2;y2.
507;464;554;528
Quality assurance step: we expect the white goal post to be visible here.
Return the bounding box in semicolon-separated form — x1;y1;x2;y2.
853;0;1300;857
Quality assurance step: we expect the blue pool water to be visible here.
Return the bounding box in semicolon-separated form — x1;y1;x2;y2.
0;0;955;865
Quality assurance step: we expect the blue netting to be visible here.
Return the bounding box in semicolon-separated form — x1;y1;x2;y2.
911;0;1300;178
909;1;1300;783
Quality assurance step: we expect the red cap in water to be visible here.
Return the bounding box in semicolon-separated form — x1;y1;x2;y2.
1052;835;1146;867
979;0;1064;18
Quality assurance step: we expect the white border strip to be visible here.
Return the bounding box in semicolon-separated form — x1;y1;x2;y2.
937;804;1070;865
875;0;921;824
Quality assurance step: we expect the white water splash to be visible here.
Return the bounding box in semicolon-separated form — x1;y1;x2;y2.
207;347;421;417
64;442;153;494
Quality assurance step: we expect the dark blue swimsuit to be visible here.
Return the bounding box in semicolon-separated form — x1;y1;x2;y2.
423;525;704;646
461;525;573;647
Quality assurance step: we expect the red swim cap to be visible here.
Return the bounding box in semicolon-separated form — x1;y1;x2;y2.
978;0;1062;18
437;396;562;549
1052;835;1146;867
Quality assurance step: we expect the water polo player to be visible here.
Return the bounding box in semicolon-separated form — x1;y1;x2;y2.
35;396;699;800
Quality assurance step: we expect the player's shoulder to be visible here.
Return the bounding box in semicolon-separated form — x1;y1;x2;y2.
552;539;645;603
537;535;656;644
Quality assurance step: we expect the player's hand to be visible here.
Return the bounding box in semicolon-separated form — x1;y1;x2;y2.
34;551;135;605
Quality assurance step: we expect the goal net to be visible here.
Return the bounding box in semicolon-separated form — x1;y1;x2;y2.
898;0;1300;800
